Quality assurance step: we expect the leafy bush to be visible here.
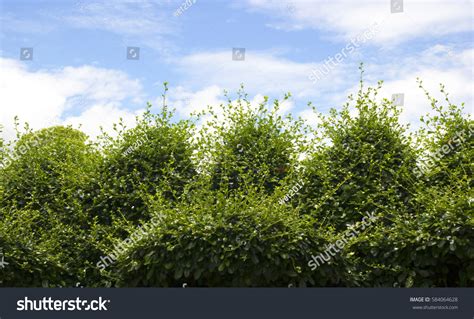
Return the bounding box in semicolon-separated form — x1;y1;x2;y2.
86;103;196;223
0;207;106;287
0;124;106;286
0;76;471;287
197;88;305;194
111;189;352;287
299;79;418;229
0;125;100;218
346;81;473;287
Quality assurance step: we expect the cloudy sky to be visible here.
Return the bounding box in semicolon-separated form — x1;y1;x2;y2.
0;0;472;139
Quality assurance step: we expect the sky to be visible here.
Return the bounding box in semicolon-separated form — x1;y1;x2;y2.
0;0;473;140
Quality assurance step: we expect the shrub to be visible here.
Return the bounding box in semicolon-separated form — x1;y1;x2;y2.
349;184;473;287
86;102;196;223
346;83;473;287
198;88;305;194
299;79;418;229
0;125;103;287
415;82;473;187
0;205;107;287
110;188;352;287
0;77;471;288
0;125;100;222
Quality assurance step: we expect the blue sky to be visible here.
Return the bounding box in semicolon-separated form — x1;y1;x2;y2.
0;0;472;138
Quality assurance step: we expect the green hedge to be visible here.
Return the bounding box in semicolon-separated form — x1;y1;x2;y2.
0;79;472;287
110;191;353;287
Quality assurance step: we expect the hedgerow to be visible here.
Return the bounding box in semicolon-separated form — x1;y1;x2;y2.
0;76;472;287
110;191;339;287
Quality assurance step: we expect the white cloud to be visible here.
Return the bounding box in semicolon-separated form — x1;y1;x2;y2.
315;46;473;127
172;44;472;128
65;1;174;35
0;58;145;140
298;108;321;127
164;85;296;144
173;50;351;101
0;12;56;35
64;103;143;138
2;1;178;58
62;0;178;56
168;85;295;117
167;85;226;117
368;47;473;125
243;0;473;46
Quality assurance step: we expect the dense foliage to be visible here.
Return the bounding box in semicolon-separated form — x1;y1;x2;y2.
0;77;472;287
85;100;196;224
